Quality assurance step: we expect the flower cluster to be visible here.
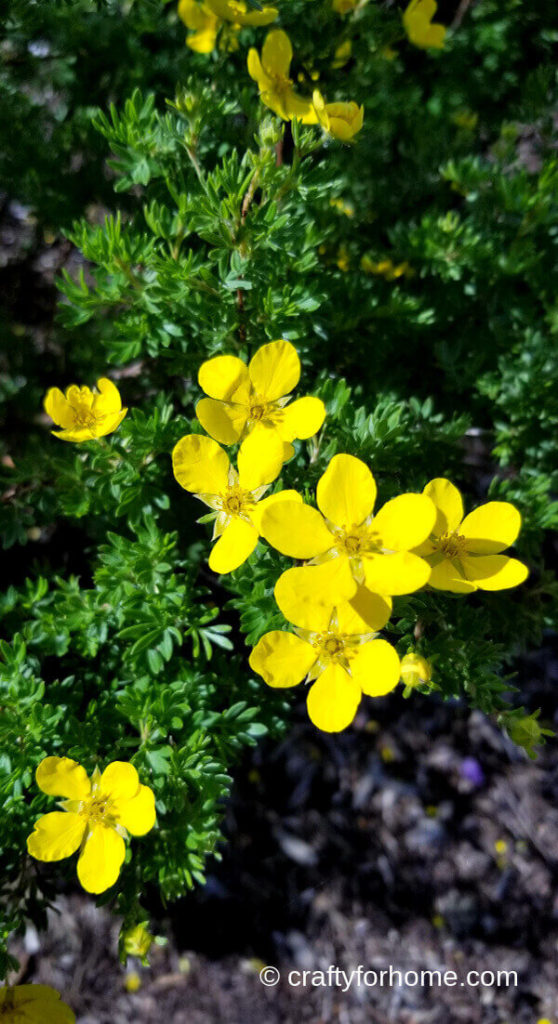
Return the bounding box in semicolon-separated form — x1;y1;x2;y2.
43;345;528;737
168;342;528;733
172;339;325;574
178;0;277;54
248;30;364;140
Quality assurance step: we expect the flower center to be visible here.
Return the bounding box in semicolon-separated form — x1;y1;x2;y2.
72;403;97;428
343;534;361;555
81;793;116;828
219;485;254;518
249;403;266;421
314;632;347;663
440;531;467;559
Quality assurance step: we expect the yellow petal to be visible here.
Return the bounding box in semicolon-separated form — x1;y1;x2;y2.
27;812;85;861
116;784;156;836
206;0;277;25
95;408;127;438
236;7;278;26
172;434;230;494
335;585;392;634
51;427;97;443
249;630;316;687
248;340;300;402
8;986;76;1024
36;757;91;799
92;378;122;416
280;396;326;441
77;824;126;894
461;554;529;591
209;518;258;573
195;397;247;444
237;426;284;491
423;477;464;535
179;0;208;29
427;557;476;593
350;639;400;696
99;761;140;802
198;354;250;401
259;90;290;121
306;663;361;732
422;23;445;47
283;89;319;125
363;551;431;595
460;502;522;554
260;501;333;558
249;488;302;533
261;29;292;79
43;387;75;428
247;47;272;90
187;26;218;53
317;453;376;527
66;384;94;408
372;493;436;550
274;564;343;631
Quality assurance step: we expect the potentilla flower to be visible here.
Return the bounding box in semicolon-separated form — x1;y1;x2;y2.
249;563;400;732
178;0;221;52
0;985;75;1024
331;40;352;69
313;90;364;142
44;378;127;442
261;453;436;596
413;477;529;592
400;652;431;688
402;0;446;49
27;757;156;895
361;256;413;279
206;0;278;25
172;430;301;573
196;340;326;457
247;30;318;123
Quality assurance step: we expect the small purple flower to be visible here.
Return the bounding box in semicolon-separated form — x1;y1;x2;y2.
460;757;485;788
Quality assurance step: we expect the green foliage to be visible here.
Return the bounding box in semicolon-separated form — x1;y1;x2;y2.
1;0;557;979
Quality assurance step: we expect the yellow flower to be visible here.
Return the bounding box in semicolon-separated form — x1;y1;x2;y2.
206;0;278;25
178;0;221;52
313;90;364;142
400;652;431;688
360;256;413;279
250;563;400;732
44;378;127;442
414;478;529;592
196;340;326;457
330;197;354;218
331;40;352;69
402;0;446;50
261;453;436;597
247;30;318;123
172;430;301;574
337;244;350;271
0;985;74;1024
27;757;156;895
